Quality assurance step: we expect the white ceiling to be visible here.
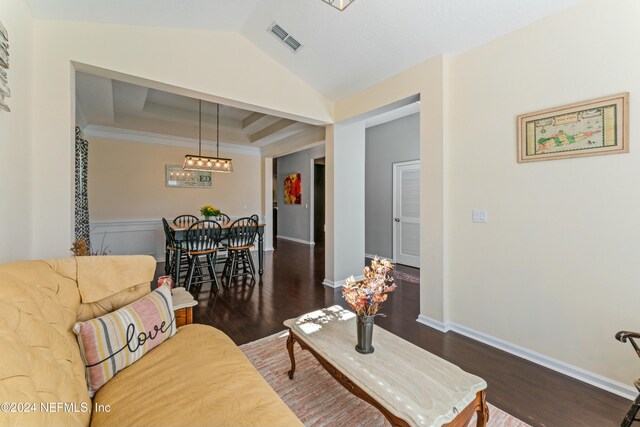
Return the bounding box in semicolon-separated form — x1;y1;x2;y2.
28;0;585;101
76;72;317;148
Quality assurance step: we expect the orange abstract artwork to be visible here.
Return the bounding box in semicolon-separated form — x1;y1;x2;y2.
284;173;302;205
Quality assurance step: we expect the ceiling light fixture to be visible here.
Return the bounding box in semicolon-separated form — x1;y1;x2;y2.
322;0;355;11
184;100;233;173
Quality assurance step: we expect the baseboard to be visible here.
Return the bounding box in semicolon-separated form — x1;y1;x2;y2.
416;314;450;333
414;316;636;400
276;235;315;245
322;275;365;288
365;253;394;262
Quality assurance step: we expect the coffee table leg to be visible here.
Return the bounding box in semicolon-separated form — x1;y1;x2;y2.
476;390;489;427
286;331;296;379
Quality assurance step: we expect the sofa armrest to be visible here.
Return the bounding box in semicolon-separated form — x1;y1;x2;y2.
172;287;196;328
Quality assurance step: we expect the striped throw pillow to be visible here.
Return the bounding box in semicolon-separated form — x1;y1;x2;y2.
73;284;176;397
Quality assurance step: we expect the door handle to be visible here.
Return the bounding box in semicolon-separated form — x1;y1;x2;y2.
394;218;400;222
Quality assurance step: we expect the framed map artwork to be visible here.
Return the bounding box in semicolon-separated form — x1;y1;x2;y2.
517;93;628;162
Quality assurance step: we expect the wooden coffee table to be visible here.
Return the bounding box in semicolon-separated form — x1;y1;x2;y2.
284;306;489;427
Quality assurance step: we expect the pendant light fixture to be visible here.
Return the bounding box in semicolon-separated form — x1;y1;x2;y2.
321;0;355;11
183;100;233;173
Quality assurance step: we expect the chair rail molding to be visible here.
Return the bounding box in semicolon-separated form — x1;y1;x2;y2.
90;218;269;262
90;219;165;261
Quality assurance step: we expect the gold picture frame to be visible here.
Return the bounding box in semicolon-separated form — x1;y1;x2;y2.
517;93;629;163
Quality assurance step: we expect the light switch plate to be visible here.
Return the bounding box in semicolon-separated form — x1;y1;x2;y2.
472;209;488;223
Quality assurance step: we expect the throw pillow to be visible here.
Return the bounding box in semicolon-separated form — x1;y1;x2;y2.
73;283;176;397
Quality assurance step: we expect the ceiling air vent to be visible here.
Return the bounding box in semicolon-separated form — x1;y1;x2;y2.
268;22;303;53
283;36;301;51
270;23;288;40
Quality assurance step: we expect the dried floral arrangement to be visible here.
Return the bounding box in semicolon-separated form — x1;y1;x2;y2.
70;237;110;256
342;257;397;317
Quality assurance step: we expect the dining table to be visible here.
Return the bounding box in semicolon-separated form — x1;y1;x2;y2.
169;221;267;285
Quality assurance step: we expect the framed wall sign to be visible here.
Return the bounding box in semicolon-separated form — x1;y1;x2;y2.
165;164;212;188
517;93;629;162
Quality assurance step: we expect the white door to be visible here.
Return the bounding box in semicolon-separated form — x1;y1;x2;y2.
393;161;420;267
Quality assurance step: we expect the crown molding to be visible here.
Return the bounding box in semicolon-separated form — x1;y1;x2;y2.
83;125;262;156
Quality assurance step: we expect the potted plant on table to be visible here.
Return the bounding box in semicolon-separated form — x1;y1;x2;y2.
342;257;396;354
200;204;221;220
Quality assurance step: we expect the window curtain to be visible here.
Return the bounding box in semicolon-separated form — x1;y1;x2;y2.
75;127;91;248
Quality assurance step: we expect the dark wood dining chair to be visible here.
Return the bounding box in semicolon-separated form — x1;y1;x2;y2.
616;330;640;426
162;218;191;285
162;218;176;276
213;214;232;270
173;214;198;228
184;220;223;293
223;217;258;285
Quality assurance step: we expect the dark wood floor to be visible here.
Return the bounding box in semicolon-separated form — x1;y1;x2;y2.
156;240;631;427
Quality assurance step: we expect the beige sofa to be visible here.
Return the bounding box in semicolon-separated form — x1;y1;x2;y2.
0;255;301;427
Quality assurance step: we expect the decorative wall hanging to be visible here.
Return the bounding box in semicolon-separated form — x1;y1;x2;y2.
74;127;91;248
517;93;629;162
0;20;10;112
166;164;212;188
284;173;302;204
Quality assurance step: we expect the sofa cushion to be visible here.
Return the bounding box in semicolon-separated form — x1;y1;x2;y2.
91;324;302;427
0;260;90;427
74;284;176;397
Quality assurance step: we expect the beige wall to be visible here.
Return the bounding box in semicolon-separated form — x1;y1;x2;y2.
0;0;33;262
30;20;332;258
448;0;640;387
333;0;640;395
88;138;261;220
8;0;638;396
334;56;448;320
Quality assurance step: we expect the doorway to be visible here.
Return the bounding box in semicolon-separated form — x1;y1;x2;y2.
393;160;420;267
312;158;325;245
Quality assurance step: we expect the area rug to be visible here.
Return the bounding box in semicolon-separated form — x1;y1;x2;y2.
240;332;530;427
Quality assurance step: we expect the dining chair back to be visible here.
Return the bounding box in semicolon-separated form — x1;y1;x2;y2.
226;217;258;249
217;213;231;223
185;220;223;254
162;218;177;276
616;330;640;426
162;218;177;247
223;217;259;285
173;214;198;228
183;220;223;292
162;218;190;283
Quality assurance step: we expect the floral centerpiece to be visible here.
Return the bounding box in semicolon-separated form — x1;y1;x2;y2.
342;257;396;354
200;205;221;219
